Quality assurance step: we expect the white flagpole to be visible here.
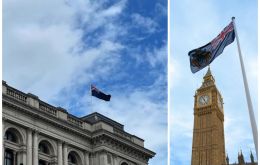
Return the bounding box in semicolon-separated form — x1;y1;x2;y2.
90;84;93;113
232;17;258;156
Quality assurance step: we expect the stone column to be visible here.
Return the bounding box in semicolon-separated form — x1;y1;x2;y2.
113;155;118;165
63;143;68;165
57;141;63;165
33;131;38;165
27;129;32;165
99;152;107;165
2;119;5;165
22;151;27;165
13;151;17;165
84;151;89;165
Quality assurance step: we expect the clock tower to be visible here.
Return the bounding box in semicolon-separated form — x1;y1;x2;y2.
191;67;226;165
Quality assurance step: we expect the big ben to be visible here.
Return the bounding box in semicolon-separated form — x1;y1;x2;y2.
191;67;226;165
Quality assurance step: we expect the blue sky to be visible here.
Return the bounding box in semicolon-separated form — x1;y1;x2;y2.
170;0;258;164
3;0;167;164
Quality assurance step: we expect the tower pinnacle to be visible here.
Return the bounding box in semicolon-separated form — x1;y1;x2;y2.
201;66;215;88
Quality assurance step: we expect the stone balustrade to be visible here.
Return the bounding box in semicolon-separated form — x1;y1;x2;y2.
39;102;57;117
2;81;143;146
67;115;83;128
6;86;27;103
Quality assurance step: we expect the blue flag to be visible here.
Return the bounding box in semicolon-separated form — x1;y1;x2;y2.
188;22;235;73
91;85;111;101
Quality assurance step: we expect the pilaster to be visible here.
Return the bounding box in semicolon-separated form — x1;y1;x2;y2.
26;128;32;165
33;130;38;165
100;151;108;165
2;118;5;165
57;140;63;165
22;151;26;165
63;142;68;165
85;151;90;165
113;155;119;165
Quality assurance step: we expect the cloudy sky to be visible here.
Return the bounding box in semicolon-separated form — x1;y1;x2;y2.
3;0;167;164
170;0;258;164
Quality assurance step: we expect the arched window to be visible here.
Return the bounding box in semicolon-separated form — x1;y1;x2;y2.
38;140;55;165
4;149;14;165
121;162;128;165
39;142;50;154
4;130;17;143
68;153;77;165
39;159;47;165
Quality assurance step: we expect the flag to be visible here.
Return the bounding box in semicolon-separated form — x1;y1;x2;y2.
91;85;111;101
188;22;235;73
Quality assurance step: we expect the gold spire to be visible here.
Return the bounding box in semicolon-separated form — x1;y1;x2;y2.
204;66;212;77
201;66;215;88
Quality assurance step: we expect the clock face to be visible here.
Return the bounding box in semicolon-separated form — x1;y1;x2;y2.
199;95;209;106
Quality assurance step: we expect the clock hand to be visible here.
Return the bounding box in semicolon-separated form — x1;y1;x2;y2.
202;96;206;103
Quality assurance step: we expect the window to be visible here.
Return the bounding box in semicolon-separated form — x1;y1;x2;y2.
68;153;77;165
4;149;14;165
39;142;50;154
39;160;47;165
121;162;128;165
4;130;17;143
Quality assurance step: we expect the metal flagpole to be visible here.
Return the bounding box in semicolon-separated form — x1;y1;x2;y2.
232;17;258;156
90;85;93;113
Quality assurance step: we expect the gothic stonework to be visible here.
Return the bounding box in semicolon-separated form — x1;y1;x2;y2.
2;81;155;165
191;68;226;165
191;68;257;165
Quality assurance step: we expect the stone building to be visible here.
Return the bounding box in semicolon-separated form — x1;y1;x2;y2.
2;81;155;165
227;151;257;165
191;68;257;165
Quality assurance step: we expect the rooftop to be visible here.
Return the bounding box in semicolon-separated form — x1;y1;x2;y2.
2;80;147;147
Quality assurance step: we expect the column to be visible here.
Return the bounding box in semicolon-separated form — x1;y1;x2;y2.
84;151;89;165
13;151;17;165
113;155;118;165
99;152;107;165
33;131;38;165
2;119;5;165
57;141;63;165
27;129;32;165
63;143;68;165
22;151;26;165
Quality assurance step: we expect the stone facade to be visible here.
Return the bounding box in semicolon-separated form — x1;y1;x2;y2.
2;81;155;165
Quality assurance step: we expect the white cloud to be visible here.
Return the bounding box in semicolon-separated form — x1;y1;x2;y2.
3;1;167;165
72;74;168;164
131;13;158;33
3;0;127;101
146;44;167;67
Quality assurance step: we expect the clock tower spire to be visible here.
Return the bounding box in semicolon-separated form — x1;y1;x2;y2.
191;67;226;165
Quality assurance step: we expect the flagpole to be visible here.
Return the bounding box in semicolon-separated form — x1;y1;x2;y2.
232;17;258;156
90;84;93;113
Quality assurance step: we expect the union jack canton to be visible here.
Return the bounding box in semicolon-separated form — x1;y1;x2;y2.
188;22;235;73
